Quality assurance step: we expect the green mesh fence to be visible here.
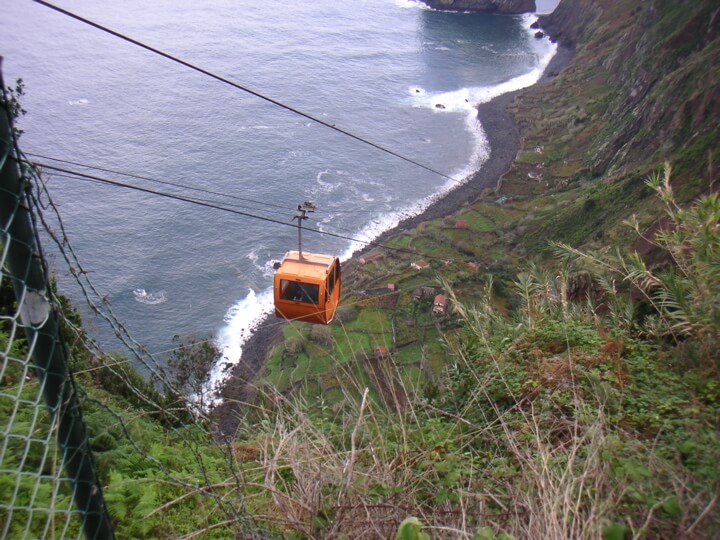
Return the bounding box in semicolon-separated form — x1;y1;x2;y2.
0;73;257;539
0;300;88;539
1;75;114;538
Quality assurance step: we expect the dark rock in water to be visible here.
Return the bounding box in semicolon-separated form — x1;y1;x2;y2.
435;103;446;109
415;88;421;93
530;20;540;29
535;30;545;38
419;0;535;14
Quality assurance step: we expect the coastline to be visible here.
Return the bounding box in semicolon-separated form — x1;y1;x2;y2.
214;44;574;430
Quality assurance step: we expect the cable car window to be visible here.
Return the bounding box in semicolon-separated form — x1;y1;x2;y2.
280;280;319;304
327;265;337;296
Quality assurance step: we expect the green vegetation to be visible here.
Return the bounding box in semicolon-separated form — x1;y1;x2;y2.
7;192;719;533
4;174;718;536
3;0;719;536
244;173;718;537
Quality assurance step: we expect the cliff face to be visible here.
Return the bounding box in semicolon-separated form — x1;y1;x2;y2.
421;0;536;15
537;0;601;49
527;0;720;184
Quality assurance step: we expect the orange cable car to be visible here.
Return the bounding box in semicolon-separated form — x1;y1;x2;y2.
273;202;341;324
274;250;341;324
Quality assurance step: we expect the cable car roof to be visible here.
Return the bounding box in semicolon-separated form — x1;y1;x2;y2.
278;251;337;280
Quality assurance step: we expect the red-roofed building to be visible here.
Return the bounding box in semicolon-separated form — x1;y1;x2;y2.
432;294;448;315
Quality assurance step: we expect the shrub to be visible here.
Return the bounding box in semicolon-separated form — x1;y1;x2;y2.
310;325;334;346
556;163;720;364
284;335;306;355
334;305;358;324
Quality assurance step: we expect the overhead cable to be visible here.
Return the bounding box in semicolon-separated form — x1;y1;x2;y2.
30;152;383;216
33;0;462;184
26;151;295;212
32;160;469;263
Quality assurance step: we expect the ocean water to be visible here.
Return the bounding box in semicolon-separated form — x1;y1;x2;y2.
2;0;556;389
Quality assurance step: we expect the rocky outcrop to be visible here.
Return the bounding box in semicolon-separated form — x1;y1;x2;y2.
537;0;601;48
421;0;536;15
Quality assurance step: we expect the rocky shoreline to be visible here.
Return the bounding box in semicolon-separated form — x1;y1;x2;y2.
214;42;574;428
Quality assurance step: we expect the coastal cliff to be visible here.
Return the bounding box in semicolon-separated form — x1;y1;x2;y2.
515;0;720;187
420;0;535;14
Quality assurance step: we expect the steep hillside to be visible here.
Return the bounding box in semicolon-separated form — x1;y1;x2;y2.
481;0;717;260
523;0;720;186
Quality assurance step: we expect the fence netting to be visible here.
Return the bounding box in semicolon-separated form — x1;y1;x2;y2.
1;134;101;537
0;291;87;539
1;75;261;537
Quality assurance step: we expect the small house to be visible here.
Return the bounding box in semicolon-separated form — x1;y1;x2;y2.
432;294;447;315
411;260;430;270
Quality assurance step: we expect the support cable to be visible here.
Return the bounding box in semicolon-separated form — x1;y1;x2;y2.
25;151;295;212
27;151;393;216
33;0;462;185
32;160;471;264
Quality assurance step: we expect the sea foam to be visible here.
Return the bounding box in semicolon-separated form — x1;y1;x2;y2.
210;288;275;397
133;288;167;305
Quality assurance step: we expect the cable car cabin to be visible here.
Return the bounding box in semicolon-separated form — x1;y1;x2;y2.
274;251;341;324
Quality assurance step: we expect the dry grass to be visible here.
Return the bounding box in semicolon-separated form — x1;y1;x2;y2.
222;223;720;537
